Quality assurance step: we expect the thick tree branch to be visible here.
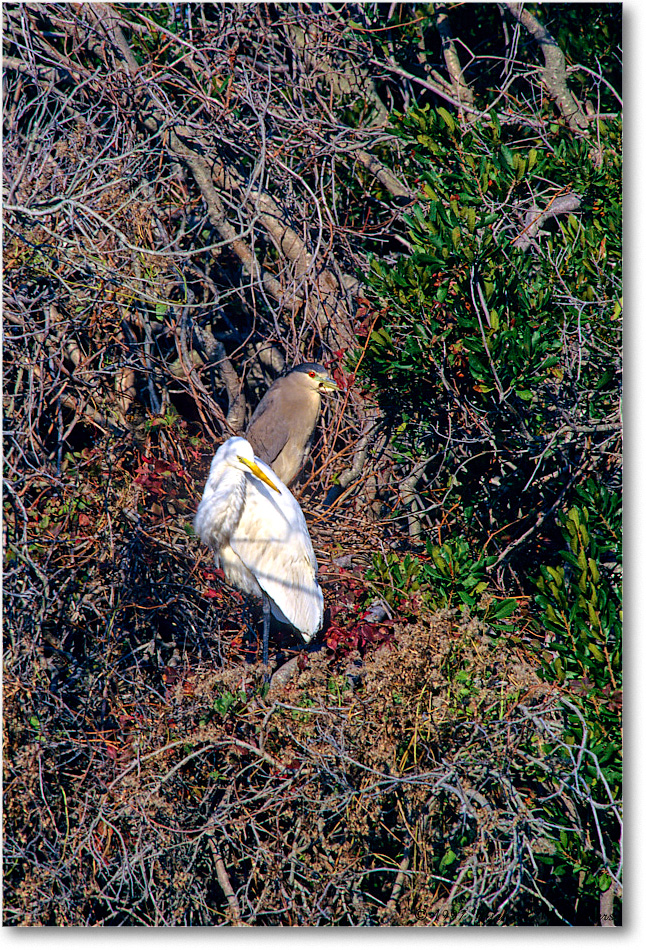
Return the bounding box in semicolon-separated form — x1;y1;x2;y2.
506;3;589;134
434;2;475;119
513;192;582;250
191;324;246;431
352;147;413;201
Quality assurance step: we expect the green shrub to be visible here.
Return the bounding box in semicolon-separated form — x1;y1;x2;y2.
357;103;622;919
357;106;621;582
532;479;622;906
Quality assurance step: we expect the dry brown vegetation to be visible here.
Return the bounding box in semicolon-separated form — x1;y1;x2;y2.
3;549;578;927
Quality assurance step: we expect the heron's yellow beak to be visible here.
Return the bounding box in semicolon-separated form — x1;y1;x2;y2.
239;456;281;493
319;375;339;392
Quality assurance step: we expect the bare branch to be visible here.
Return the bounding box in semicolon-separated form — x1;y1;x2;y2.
505;3;590;134
513;192;583;250
434;2;476;120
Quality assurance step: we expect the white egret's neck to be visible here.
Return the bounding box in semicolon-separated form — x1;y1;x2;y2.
217;465;247;542
194;458;248;553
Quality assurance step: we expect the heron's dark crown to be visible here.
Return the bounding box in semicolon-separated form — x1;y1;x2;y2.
291;362;328;376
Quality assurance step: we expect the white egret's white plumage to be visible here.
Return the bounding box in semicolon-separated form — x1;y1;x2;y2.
194;437;323;665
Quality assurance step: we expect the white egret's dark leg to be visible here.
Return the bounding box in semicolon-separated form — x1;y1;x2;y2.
262;594;271;671
241;599;256;657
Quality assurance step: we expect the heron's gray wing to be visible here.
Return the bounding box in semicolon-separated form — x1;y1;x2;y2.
244;389;290;466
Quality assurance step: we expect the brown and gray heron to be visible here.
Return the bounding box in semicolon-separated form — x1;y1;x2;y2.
194;437;323;670
245;363;338;485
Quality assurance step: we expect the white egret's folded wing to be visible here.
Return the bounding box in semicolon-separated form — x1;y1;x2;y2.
230;462;323;639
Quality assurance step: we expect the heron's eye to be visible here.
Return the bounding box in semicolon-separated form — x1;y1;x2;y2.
308;371;316;378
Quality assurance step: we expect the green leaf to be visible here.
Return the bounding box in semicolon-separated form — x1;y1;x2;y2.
413;205;428;229
501;145;514;169
587;643;605;663
588;558;600;585
458;591;476;606
568;507;581;530
437;107;455;133
490;599;518;620
598;873;612;892
513;154;527;179
439;848;457;870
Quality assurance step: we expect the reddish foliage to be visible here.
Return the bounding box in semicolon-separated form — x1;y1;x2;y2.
324;599;394;657
134;456;186;496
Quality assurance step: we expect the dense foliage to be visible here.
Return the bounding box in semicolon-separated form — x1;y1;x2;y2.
3;2;621;927
361;105;621;560
356;47;622;919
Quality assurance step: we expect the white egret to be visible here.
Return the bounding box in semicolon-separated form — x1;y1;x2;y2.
194;437;324;669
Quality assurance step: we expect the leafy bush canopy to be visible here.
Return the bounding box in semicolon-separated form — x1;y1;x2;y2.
360;104;621;571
